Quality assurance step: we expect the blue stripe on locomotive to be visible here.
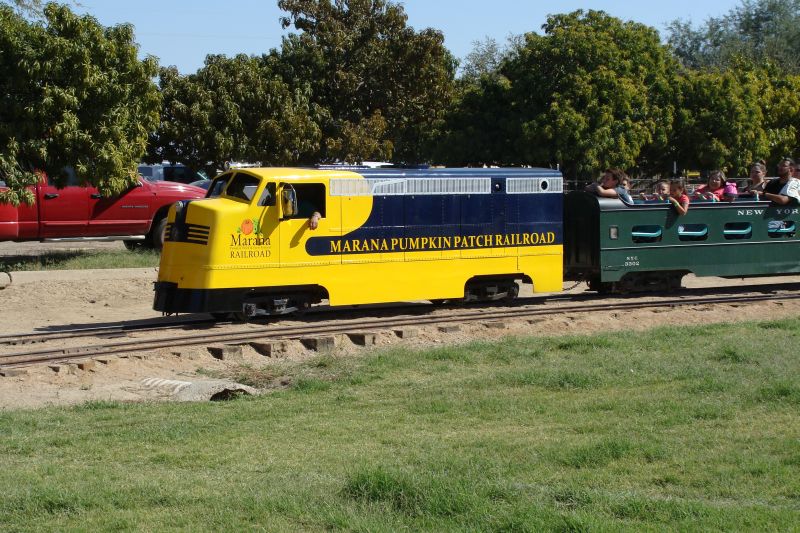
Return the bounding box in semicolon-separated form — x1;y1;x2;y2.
305;171;563;256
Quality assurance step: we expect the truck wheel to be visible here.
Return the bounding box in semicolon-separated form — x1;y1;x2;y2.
123;240;141;251
150;217;168;250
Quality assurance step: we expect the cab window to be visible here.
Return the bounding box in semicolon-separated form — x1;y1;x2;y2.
290;183;326;218
206;173;232;198
258;182;276;206
224;173;261;202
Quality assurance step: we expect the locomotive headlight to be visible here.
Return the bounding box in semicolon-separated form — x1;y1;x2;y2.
540;180;549;191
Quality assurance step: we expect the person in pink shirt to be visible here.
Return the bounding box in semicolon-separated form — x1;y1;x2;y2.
694;170;737;201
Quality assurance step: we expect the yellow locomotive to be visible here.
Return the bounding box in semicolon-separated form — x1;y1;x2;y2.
154;167;564;318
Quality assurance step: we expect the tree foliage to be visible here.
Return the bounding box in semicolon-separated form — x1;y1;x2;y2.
667;0;800;73
438;10;678;179
671;67;771;175
148;54;320;175
0;3;159;205
275;0;456;163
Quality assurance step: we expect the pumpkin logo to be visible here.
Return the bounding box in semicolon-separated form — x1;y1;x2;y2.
237;218;261;235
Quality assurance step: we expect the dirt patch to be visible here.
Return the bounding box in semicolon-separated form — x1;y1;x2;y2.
1;267;799;410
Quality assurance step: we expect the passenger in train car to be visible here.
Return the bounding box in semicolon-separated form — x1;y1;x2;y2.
668;179;690;215
762;157;800;205
694;170;737;201
639;180;669;201
585;168;633;203
741;161;769;196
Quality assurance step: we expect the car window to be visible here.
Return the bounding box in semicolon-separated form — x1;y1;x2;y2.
47;167;81;187
138;165;163;181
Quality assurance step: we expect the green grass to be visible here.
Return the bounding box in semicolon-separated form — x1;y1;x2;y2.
0;249;159;271
1;318;800;530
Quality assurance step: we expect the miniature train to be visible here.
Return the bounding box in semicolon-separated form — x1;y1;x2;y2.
153;167;799;318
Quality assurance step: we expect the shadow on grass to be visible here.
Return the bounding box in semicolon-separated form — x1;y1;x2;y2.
0;251;88;271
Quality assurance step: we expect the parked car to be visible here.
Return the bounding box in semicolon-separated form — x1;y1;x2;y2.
138;163;208;184
189;178;212;191
0;170;206;250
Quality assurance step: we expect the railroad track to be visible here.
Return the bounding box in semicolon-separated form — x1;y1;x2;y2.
1;289;798;370
1;280;796;348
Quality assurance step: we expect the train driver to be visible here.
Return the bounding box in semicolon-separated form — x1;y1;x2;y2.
296;196;322;230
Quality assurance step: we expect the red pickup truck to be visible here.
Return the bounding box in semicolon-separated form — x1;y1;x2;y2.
0;174;206;249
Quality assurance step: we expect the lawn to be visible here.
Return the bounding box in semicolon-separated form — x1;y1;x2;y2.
1;319;799;531
0;249;160;271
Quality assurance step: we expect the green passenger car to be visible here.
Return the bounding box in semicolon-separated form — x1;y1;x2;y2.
564;192;800;292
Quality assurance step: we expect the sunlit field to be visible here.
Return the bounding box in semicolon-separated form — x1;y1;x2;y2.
2;319;799;530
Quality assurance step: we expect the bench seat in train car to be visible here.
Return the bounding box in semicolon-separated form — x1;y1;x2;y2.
154;167;564;316
564;191;800;292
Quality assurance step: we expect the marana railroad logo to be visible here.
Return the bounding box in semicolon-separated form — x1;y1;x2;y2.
230;219;271;258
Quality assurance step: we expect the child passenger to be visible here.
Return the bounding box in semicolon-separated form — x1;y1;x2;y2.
640;180;670;201
669;179;690;215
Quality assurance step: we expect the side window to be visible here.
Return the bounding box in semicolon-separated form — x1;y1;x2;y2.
291;183;326;218
768;220;796;238
225;173;261;202
678;224;708;241
48;167;81;187
258;182;276;206
724;222;752;240
631;225;662;243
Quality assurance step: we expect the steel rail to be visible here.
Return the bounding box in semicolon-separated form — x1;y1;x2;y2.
1;281;797;347
0;317;219;346
2;291;798;369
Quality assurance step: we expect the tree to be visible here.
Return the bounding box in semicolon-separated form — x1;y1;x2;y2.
500;10;678;179
0;4;160;205
2;0;42;15
429;72;517;166
672;61;800;177
275;0;456;163
667;0;800;73
672;68;769;175
460;37;503;81
148;54;321;175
